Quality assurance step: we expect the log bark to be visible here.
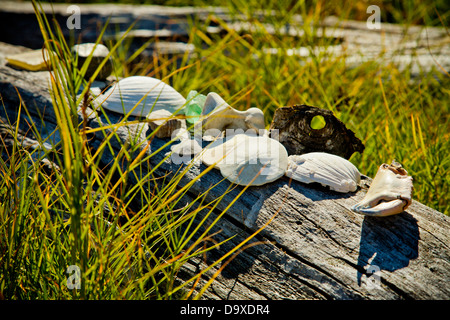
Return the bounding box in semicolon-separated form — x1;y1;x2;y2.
1;59;449;300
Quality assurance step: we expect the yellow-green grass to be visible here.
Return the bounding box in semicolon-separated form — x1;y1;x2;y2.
1;0;448;300
114;5;448;216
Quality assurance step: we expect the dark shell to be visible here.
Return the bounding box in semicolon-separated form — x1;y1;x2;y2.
269;105;365;159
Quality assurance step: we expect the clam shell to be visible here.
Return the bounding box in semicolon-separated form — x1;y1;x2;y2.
201;133;288;186
95;76;186;117
286;152;361;193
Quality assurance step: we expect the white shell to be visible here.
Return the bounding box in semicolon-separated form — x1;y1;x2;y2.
72;43;110;58
147;109;186;138
201;133;288;186
6;48;53;71
285;152;360;193
199;92;265;134
351;161;413;216
171;139;203;156
94;76;186;117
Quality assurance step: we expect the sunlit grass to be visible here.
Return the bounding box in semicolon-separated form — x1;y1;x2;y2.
0;0;265;300
112;2;448;215
1;0;449;301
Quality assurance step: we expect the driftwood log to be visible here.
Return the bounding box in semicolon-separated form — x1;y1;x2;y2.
0;2;449;299
1;58;449;300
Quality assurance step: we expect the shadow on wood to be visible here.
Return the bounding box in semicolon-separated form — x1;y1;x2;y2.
357;213;419;286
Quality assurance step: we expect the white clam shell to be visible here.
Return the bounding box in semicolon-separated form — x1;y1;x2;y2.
201;133;288;186
351;161;413;216
285;152;361;193
94;76;186;117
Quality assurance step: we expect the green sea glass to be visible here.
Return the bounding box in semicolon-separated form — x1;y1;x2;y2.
184;90;206;126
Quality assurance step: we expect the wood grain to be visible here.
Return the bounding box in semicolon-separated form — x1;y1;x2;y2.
1;63;448;299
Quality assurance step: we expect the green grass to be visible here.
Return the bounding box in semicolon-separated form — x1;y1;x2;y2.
61;0;450;26
115;1;448;215
1;0;449;300
0;0;265;299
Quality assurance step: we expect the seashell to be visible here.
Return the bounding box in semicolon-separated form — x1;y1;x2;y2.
199;92;265;135
351;161;413;217
6;48;53;71
285;152;361;193
147;109;186;138
71;43;112;80
94;76;186;117
201;133;288;186
170;139;203;156
269;105;365;159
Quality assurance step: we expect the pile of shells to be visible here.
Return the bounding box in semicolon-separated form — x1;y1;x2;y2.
4;40;414;218
94;75;413;217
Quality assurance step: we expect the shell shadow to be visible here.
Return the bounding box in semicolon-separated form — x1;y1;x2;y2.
356;212;419;286
283;175;356;201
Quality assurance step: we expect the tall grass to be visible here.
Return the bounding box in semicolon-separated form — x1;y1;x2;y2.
1;0;448;300
115;1;448;214
0;0;265;299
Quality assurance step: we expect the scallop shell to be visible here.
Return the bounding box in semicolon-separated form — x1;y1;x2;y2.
285;152;361;193
94;76;186;117
201;133;288;186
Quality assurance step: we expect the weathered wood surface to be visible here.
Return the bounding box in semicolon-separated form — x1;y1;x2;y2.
0;2;449;299
1;53;449;300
